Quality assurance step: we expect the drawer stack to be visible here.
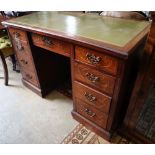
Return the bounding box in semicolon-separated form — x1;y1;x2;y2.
9;28;40;87
73;46;118;130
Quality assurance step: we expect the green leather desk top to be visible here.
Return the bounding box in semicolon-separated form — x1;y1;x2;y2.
3;11;150;56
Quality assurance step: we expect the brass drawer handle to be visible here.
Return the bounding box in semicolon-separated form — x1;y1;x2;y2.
42;36;53;46
14;39;24;51
13;32;20;39
13;32;24;51
21;59;28;65
85;72;99;83
26;74;32;80
85;108;96;117
86;53;101;64
17;43;24;51
84;92;96;102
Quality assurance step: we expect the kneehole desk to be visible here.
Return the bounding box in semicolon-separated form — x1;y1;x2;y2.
3;12;150;141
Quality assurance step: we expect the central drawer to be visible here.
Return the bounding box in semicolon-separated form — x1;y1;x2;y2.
31;33;72;57
74;62;116;96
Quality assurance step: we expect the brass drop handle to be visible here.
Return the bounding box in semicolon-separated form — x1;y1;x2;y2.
14;38;24;52
42;36;53;46
86;53;101;64
17;44;24;51
84;92;96;102
21;59;28;65
13;32;20;39
85;72;99;83
85;108;96;117
16;42;24;51
26;74;32;79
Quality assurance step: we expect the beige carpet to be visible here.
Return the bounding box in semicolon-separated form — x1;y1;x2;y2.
0;59;78;143
0;58;133;144
62;124;134;144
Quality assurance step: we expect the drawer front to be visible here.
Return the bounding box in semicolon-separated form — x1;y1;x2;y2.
74;62;115;95
9;27;28;42
150;23;155;37
18;54;35;72
74;81;111;114
31;33;72;57
12;41;36;71
75;46;118;75
76;99;108;129
21;69;39;87
11;34;32;57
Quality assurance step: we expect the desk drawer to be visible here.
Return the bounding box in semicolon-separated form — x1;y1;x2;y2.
18;54;35;72
76;99;108;129
13;41;35;71
21;69;39;87
9;27;28;42
31;33;72;57
74;62;115;96
75;46;118;75
74;81;111;114
11;37;32;57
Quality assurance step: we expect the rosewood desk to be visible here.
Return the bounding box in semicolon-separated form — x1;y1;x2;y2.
2;12;150;141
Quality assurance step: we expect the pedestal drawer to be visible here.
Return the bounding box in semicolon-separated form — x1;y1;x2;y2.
9;27;28;42
11;40;36;72
74;81;111;114
75;46;118;75
21;69;39;87
11;37;32;58
74;62;116;96
75;99;108;129
31;33;72;57
18;54;35;72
